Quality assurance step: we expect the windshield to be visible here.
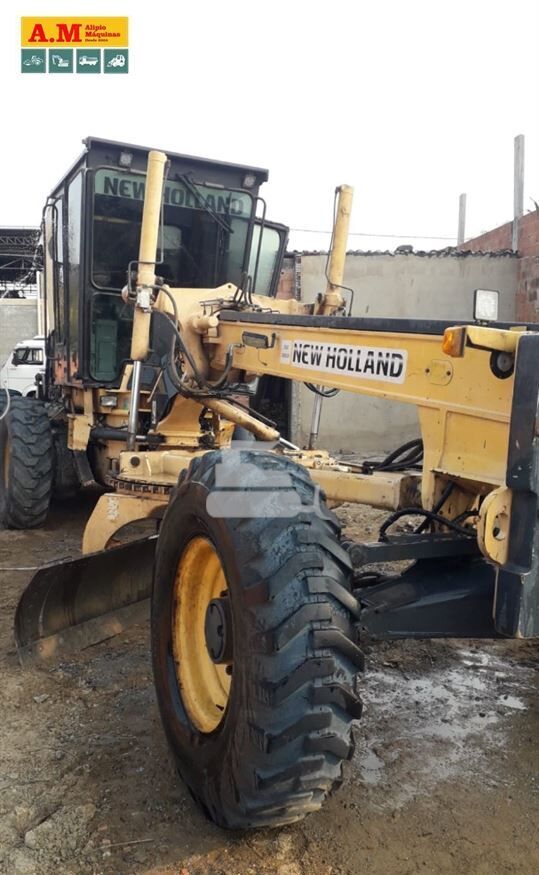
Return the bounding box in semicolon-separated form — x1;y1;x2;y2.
12;347;44;366
92;168;254;290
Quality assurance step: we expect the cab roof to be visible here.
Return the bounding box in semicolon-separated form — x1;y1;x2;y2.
49;136;269;199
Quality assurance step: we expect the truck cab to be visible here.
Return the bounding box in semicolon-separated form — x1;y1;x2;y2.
0;335;45;396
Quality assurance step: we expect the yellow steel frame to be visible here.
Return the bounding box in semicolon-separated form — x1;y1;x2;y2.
74;149;524;572
213;320;514;505
82;308;519;569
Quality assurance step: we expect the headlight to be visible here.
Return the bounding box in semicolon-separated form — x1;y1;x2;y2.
474;289;499;323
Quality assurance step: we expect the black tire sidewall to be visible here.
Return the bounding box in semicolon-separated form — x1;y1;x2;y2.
152;450;363;828
152;480;255;800
0;398;53;528
0;414;8;522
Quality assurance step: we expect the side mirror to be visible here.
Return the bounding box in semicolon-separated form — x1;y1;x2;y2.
474;289;499;323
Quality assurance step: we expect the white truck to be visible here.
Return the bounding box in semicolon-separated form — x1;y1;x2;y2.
0;336;45;397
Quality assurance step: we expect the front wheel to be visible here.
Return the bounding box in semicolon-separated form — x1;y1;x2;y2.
151;449;363;829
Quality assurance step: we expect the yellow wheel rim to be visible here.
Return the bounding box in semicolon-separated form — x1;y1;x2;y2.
172;536;232;733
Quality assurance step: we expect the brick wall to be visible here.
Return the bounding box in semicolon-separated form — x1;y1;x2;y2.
459;210;539;321
275;257;295;300
517;256;539;321
459;222;512;252
516;212;539;258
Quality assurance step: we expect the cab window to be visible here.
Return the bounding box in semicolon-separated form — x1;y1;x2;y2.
12;347;43;365
249;224;283;296
92;169;254;290
89;168;255;382
248;220;288;296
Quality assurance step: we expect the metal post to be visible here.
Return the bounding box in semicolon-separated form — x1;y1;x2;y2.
308;393;323;449
309;186;353;448
457;193;467;246
35;271;44;335
512;134;525;252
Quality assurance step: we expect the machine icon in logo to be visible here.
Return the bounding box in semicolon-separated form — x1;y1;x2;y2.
51;54;69;68
104;49;128;73
48;50;73;72
106;53;125;68
23;54;43;67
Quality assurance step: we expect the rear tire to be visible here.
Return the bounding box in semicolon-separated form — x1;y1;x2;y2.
151;448;363;829
52;426;79;499
0;397;53;528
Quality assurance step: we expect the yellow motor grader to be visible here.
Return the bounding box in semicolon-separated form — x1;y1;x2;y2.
1;137;538;829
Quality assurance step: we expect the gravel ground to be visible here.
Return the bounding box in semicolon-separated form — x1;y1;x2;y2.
0;494;537;875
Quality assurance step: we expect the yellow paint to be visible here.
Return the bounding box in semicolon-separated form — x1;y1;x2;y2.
466;325;520;353
427;359;453;386
310;467;420;509
21;17;128;47
316;184;353;314
172;537;231;733
67;413;92;452
131;151;167;361
477;487;512;565
82;492;167;554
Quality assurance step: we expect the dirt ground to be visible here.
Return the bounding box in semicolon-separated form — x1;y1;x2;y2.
0;495;537;875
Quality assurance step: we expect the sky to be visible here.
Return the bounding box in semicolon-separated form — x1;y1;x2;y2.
2;0;539;252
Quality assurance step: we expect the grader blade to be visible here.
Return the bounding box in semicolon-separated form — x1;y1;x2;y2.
14;537;156;665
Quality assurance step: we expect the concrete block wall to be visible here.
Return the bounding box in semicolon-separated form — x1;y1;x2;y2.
0;299;39;369
291;251;518;453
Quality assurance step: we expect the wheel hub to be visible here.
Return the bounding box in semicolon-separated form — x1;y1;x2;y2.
204;597;233;664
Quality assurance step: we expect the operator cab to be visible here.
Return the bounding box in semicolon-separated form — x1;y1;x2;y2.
42;137;288;391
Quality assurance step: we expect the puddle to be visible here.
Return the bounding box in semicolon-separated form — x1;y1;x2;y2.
358;748;385;785
352;646;535;809
496;693;527;711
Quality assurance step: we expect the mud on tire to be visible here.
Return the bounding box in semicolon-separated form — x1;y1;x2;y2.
0;396;53;529
151;449;363;829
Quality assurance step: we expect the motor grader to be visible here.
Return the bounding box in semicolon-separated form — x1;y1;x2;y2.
1;137;538;830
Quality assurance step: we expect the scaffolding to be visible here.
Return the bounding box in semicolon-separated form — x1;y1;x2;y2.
0;227;40;298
